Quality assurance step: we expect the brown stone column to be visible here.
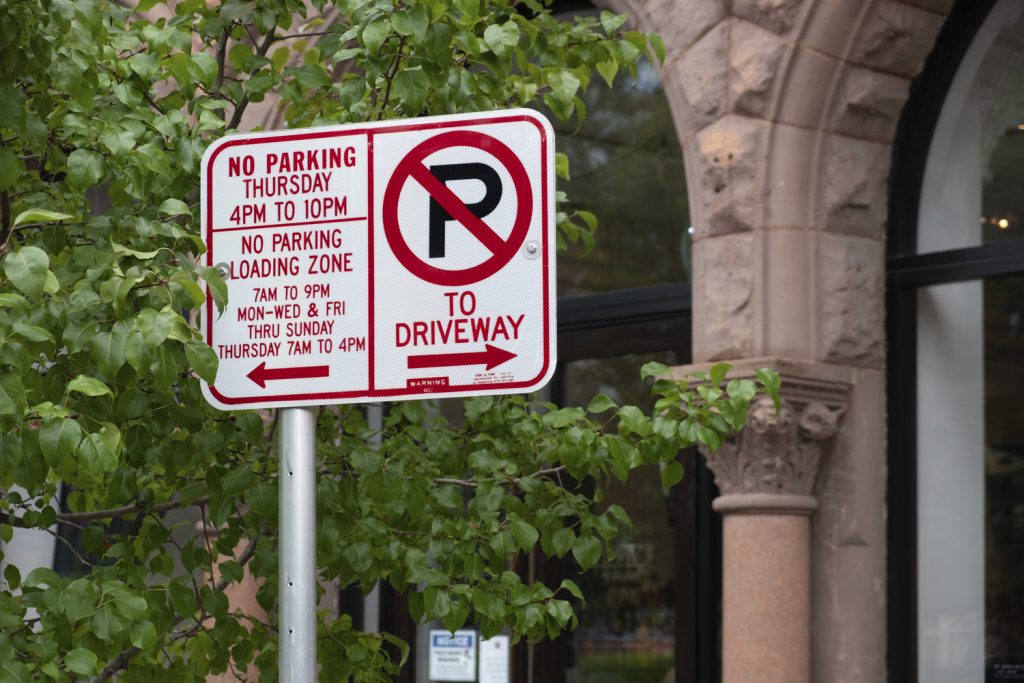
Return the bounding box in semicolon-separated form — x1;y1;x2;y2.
717;497;814;683
681;359;849;683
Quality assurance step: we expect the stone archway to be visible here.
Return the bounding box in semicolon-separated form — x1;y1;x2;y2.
617;1;955;682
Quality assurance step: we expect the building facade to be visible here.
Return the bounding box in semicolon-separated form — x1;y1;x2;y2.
602;0;1024;681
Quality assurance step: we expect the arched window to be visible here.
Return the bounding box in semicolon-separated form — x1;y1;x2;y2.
888;1;1024;681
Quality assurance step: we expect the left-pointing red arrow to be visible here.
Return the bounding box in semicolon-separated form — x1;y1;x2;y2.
246;361;330;388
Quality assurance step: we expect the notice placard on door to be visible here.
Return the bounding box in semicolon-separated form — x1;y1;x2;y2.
479;636;510;683
429;630;476;682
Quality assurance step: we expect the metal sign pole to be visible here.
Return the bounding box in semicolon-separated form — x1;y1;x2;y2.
279;407;317;681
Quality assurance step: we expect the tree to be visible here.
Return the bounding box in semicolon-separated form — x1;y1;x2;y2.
0;0;779;680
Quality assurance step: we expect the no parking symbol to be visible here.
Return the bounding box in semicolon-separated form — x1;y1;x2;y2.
383;130;533;287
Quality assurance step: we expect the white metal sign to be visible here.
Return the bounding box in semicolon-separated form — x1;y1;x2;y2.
199;110;556;410
478;635;510;683
429;630;477;682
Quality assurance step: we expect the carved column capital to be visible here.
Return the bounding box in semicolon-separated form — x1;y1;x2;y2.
677;358;852;515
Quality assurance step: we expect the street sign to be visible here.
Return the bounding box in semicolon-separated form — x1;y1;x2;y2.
199;110;556;410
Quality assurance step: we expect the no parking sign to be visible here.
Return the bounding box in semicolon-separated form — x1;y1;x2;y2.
200;109;556;410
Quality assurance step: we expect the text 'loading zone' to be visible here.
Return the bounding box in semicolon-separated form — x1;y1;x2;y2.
199;109;557;411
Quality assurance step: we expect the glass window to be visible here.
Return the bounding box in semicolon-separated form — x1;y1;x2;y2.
553;58;691;296
916;274;1024;682
918;1;1024;253
561;351;680;683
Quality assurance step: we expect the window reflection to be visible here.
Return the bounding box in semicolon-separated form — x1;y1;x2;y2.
553;59;691;295
984;274;1024;678
563;351;680;683
917;274;1024;682
919;1;1024;252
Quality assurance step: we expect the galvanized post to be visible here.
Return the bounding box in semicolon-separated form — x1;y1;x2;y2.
279;407;317;681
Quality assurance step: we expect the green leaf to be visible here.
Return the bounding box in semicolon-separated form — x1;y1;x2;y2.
12;209;73;227
423;586;451;620
68;375;113;398
0;375;25;416
111;590;147;620
3;246;49;298
726;378;756;402
0;148;24;190
542;407;584;428
483;21;519;58
0;661;30;683
649;34;667;64
79;431;118;477
64;648;98;676
23;567;59;588
90;324;129;378
39;418;82;468
508;515;539;551
198;266;228;315
571;535;601;571
218;560;244;583
709;362;732;387
559;578;584;602
390;7;428;41
596;59;618;88
291;64;332;89
158;198;190;216
0;292;28;309
546;70;580;105
91;606;127;640
222;463;253;494
361;18;390;56
600;10;628;36
189;52;218;87
755;368;782;410
185;341;218;384
640;361;670;381
3;564;20;590
66;149;105;191
552;528;573;557
129;620;158;654
112;241;160;260
168;580;196;618
554;152;569;180
660;460;684;488
12;321;53;343
586;393;617;414
102;129;136;155
616;405;650;436
393;69;428;113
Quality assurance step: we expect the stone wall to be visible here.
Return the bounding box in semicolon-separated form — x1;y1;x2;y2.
601;0;956;681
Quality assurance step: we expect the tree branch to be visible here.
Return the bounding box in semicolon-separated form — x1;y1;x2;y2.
0;190;11;256
214;27;230;93
227;29;277;130
376;36;407;121
95;532;263;682
0;495;211;529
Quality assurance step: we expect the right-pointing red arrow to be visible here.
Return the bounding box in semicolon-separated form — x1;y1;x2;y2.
408;344;516;371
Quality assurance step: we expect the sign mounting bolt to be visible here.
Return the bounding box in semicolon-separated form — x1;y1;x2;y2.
523;241;540;259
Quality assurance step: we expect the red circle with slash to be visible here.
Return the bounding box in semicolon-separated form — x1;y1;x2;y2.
382;130;533;286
